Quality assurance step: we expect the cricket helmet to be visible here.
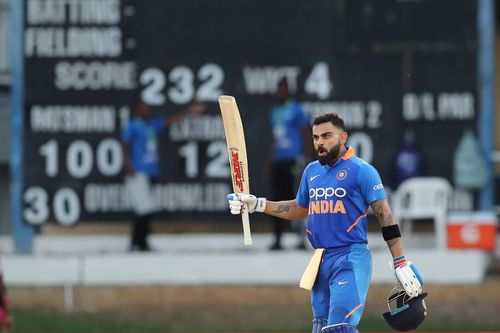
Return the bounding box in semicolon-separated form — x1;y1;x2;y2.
382;288;428;332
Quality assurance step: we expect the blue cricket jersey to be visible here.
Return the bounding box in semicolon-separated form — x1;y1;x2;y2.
271;100;310;161
121;117;166;178
296;147;386;249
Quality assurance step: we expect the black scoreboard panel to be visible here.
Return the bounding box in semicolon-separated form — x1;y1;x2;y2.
23;0;478;225
344;0;477;45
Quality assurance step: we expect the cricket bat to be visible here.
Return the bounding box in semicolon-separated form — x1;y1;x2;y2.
218;96;252;245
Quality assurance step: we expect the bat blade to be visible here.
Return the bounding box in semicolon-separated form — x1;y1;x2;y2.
218;95;252;245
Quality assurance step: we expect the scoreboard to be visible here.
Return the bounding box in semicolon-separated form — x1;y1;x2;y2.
22;0;478;225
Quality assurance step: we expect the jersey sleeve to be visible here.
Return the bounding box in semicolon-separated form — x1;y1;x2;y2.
296;166;310;208
357;163;386;204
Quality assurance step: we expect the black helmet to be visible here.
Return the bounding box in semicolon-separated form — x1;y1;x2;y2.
382;289;428;332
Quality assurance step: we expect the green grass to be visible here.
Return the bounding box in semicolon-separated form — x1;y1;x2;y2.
12;308;178;333
11;306;500;333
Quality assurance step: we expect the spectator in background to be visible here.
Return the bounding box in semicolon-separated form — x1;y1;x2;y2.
0;262;12;333
268;78;312;250
122;98;204;252
392;129;424;189
453;129;490;190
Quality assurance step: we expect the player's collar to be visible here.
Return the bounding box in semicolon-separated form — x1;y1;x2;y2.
341;146;356;161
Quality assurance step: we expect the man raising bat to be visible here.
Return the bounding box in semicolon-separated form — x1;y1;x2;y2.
227;113;423;333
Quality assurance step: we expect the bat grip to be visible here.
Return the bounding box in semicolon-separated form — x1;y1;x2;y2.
242;205;252;245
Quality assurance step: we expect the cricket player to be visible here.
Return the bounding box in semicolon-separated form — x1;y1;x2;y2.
227;113;423;333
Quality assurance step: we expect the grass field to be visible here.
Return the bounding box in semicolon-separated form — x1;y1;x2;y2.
10;283;500;333
11;305;500;333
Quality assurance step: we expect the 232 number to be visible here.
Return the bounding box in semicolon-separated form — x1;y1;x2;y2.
140;63;224;105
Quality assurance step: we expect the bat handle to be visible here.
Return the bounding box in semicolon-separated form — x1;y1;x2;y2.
242;205;252;245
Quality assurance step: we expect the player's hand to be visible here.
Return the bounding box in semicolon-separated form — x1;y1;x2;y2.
394;256;423;298
227;193;266;214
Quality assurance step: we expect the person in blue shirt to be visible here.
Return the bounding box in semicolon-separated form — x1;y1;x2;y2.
227;113;423;333
268;78;311;250
122;99;204;251
392;129;425;188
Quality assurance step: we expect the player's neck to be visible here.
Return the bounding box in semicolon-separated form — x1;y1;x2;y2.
329;146;347;166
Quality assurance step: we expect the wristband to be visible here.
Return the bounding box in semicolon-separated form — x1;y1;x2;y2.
382;224;401;241
393;255;407;268
256;197;267;212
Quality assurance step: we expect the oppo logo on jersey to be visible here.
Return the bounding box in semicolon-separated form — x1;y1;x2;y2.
309;187;347;200
308;187;347;215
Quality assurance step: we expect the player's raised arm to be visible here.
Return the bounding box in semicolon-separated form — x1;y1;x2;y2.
165;101;205;126
227;194;308;221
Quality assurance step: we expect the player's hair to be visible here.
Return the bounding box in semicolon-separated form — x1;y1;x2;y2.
312;113;346;131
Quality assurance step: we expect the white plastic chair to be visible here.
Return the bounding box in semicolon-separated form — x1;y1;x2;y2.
392;177;452;250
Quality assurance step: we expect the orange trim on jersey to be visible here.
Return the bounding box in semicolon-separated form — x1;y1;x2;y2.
345;304;363;319
306;229;313;235
346;214;367;233
341;147;356;160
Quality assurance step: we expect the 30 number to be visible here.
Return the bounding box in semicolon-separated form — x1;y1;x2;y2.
23;187;80;226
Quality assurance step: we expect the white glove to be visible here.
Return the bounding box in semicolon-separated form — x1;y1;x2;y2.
395;260;423;298
227;193;266;214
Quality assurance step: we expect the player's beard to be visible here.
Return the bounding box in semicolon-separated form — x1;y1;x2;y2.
317;143;341;166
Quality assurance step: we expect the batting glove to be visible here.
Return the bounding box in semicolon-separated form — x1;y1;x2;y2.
393;256;423;298
227;193;266;214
